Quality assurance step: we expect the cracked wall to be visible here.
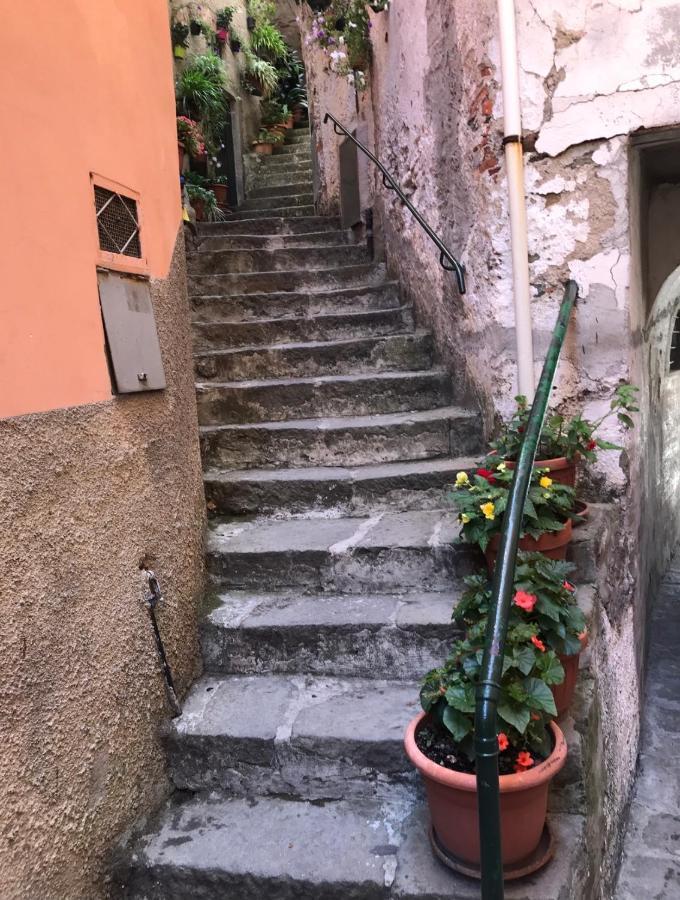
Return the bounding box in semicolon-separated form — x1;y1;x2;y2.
298;0;680;894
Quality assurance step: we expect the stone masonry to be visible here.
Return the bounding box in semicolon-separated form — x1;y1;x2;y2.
119;125;604;899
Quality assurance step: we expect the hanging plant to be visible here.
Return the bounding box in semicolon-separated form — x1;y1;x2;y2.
306;0;372;90
368;0;390;10
171;21;190;49
190;19;202;35
230;32;243;52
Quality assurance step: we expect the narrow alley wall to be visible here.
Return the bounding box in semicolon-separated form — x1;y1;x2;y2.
299;0;680;894
0;2;205;898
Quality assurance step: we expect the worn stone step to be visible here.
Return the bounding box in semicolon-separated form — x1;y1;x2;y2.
191;282;402;323
199;230;351;252
189;262;386;297
199;406;483;470
121;793;587;899
188;244;369;275
196;369;453;426
205;509;476;593
204;455;477;517
200;590;459;678
221;204;317;220
165;674;420;796
252;166;313;188
194;332;433;383
193;306;413;351
257;153;313;170
273;143;312;156
249;180;313;199
199;215;340;236
286;131;311;143
240;192;315;212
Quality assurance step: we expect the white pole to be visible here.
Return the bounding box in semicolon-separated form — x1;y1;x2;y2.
497;0;535;400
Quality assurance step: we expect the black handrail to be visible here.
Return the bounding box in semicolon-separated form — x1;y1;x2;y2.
475;280;578;898
324;112;466;294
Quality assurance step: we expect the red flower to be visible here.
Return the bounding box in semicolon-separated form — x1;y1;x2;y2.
515;750;534;770
587;439;597;450
531;635;546;652
477;468;496;485
563;581;575;592
531;712;541;721
498;732;509;752
513;590;537;612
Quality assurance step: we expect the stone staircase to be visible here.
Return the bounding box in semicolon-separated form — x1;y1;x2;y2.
120;126;595;898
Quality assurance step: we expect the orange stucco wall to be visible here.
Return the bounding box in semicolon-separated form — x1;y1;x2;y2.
0;0;181;418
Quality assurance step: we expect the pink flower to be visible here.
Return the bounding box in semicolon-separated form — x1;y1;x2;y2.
513;590;537;612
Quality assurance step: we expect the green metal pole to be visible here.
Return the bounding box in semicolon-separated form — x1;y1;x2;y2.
475;280;578;899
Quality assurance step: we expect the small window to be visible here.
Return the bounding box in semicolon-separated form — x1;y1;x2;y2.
94;185;142;258
671;309;680;372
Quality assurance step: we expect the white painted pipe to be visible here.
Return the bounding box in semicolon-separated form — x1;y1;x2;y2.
497;0;535;399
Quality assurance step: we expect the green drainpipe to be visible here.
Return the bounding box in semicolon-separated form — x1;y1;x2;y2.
475;280;578;899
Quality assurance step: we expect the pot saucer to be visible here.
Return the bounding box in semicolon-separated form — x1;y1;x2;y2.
429;822;554;881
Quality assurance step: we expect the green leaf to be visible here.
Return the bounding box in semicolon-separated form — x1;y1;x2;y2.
523;677;558;716
498;702;531;734
536;595;561;622
445;684;476;714
537;652;565;685
512;645;536;676
442;706;472;743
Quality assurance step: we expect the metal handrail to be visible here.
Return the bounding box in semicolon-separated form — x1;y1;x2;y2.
475;280;578;899
323;112;466;294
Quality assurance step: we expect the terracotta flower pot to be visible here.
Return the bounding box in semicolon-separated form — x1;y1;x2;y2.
573;499;590;526
284;115;294;129
292;105;306;124
504;456;577;488
177;142;185;172
553;631;588;718
192;198;205;221
253;142;273;155
485;519;573;572
404;714;567;867
211;183;229;207
216;27;229;43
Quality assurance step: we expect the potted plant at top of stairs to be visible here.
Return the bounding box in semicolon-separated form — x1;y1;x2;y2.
209;174;230;209
252;128;284;155
455;552;588;718
489;384;640;489
176;116;206;171
404;602;567;875
186;182;218;222
451;463;577;571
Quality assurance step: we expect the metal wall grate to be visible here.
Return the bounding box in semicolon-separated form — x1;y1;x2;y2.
95;186;142;258
671;309;680;372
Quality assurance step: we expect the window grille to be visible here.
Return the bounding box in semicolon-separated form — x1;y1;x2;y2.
671;309;680;372
94;186;142;258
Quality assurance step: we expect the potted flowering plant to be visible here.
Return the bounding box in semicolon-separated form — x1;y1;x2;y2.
216;7;234;43
230;30;243;52
490;384;639;487
176;116;206;168
452;463;576;570
209;174;230;208
454;553;587;717
171;22;190;58
252;128;284;155
186;183;218;222
405;620;566;870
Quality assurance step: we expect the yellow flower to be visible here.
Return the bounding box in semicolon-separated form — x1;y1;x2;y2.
460;513;471;524
480;502;496;521
497;462;507;472
539;476;553;489
455;471;470;487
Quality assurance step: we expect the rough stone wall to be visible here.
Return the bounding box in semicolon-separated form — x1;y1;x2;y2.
0;231;206;900
297;1;680;894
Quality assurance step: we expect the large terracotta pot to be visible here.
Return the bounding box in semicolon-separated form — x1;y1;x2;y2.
485;519;573;572
553;631;588;718
192;198;205;222
505;456;577;488
211;183;229;207
253;142;274;156
404;714;567;867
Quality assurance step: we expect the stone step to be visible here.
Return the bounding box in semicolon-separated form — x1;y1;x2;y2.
188;244;369;275
199;215;340;235
252;166;313;188
191;282;402;323
200;591;459;679
257;153;313;170
194;332;434;383
189;262;386;297
165;674;421;796
249;180;313;199
199;230;351;252
240;192;315;212
121;793;586;899
273;143;312;156
221;204;317;220
205;509;476;593
204;455;476;517
285;131;311;144
195;369;453;426
199;406;483;470
192;306;413;350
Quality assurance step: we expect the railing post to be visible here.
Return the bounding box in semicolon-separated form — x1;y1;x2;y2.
475;281;578;899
